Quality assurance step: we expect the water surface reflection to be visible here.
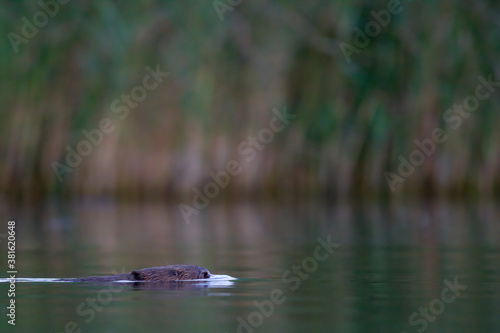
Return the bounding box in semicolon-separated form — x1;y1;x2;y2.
0;201;498;332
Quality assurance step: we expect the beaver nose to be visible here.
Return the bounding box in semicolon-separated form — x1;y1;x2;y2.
198;267;210;279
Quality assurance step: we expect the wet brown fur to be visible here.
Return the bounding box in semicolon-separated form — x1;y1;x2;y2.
59;265;210;282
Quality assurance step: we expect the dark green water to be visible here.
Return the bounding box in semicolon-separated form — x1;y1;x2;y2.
0;201;499;332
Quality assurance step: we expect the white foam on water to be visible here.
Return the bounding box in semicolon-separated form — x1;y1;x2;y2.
208;274;237;281
114;274;237;287
0;274;237;286
0;278;69;283
192;274;237;287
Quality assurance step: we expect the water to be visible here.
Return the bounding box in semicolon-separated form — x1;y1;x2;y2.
0;201;499;332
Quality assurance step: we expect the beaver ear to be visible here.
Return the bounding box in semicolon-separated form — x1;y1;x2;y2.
131;270;145;281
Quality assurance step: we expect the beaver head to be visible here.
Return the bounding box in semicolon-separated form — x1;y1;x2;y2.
130;265;210;282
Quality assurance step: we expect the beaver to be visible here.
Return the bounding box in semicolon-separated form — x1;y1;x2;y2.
58;265;211;283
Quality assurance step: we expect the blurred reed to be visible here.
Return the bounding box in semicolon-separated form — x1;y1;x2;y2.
0;0;499;202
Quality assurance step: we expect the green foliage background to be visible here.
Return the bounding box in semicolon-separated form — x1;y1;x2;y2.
1;0;499;201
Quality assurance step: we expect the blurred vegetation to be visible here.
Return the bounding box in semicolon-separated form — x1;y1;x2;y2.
0;0;499;202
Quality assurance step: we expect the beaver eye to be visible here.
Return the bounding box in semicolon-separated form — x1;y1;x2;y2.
171;270;179;276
